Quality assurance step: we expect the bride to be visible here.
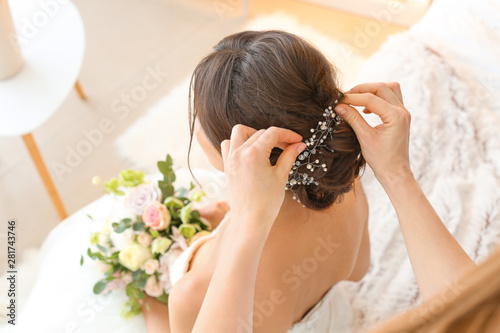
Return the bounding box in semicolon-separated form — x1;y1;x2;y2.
141;30;475;332
9;30;476;333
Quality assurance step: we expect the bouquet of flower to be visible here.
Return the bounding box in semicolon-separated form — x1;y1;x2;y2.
80;155;211;318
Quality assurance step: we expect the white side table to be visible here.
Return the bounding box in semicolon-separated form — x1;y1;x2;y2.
0;0;85;220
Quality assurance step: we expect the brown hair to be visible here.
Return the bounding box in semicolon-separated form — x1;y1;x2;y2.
188;30;365;210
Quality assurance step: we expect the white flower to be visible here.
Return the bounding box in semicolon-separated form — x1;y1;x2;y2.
143;259;159;275
144;275;163;297
126;184;159;215
97;233;110;247
122;228;136;242
110;229;135;251
137;231;153;247
118;242;152;271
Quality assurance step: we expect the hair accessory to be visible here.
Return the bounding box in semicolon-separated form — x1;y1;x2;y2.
285;101;344;205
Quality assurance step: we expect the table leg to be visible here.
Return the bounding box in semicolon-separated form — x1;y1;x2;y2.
22;133;68;220
74;80;86;100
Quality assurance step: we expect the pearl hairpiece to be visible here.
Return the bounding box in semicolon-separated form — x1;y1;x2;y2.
285;101;344;205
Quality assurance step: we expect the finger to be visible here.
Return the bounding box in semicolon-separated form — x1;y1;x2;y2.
229;124;258;152
240;129;266;149
386;81;403;104
242;128;292;151
254;127;303;157
276;142;306;177
347;82;401;106
334;103;373;135
343;93;398;124
220;139;230;165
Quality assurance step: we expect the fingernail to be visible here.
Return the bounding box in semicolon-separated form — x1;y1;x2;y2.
335;105;347;116
297;143;306;153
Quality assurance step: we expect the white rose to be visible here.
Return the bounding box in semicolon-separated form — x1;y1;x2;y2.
118;242;152;271
144;275;163;297
143;259;159;275
123;229;136;242
137;231;153;247
126;184;159;215
110;229;135;251
98;233;110;247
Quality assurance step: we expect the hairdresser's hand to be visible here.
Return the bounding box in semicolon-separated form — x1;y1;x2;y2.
335;82;412;184
221;125;306;227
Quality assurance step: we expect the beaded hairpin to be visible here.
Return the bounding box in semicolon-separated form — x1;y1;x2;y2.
285;100;344;205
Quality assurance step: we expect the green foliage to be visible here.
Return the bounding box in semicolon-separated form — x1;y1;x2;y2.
132;222;145;231
121;298;142;319
158;155;176;200
93;280;107;294
112;218;133;233
104;178;125;196
156;293;169;304
119;169;145;187
89;232;99;245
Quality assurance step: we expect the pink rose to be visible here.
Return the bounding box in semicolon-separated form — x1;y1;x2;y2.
142;201;170;231
144;275;163;297
137;231;153;247
143;259;159;275
122;272;133;284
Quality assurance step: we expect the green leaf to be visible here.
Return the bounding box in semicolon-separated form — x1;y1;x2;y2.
80;255;84;266
121;299;142;319
112;221;127;233
132;269;143;281
177;187;187;198
87;248;104;260
179;204;192;224
158;180;174;199
96;244;107;253
156;293;169;304
93;280;107;294
136;274;148;289
132;222;145;231
87;214;94;221
164;196;184;208
126;283;138;298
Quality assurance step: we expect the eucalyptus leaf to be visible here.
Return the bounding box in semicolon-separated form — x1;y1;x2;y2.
132;222;145;231
93;280;107;294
